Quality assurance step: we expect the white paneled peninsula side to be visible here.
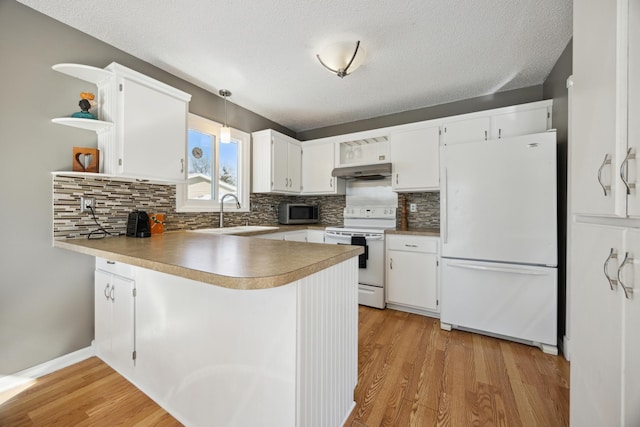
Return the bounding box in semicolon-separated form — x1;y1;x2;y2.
54;232;363;427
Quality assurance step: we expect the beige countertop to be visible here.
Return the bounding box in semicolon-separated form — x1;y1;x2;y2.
54;231;363;290
385;227;440;237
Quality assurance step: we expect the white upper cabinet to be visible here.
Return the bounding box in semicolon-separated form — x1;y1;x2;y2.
390;126;440;192
301;141;345;195
441;101;551;145
441;116;490;145
52;62;191;183
572;0;640;218
252;129;302;194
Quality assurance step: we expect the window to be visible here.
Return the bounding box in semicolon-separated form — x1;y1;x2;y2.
176;113;250;212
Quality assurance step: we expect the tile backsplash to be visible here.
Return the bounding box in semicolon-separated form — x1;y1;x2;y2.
52;174;439;239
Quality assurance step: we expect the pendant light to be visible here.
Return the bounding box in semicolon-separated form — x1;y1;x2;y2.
219;89;232;143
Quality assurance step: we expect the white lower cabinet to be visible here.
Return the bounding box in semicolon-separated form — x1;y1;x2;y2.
94;259;135;378
570;222;640;426
385;234;439;315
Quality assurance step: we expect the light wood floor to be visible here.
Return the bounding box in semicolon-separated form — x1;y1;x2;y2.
0;307;569;426
346;306;570;427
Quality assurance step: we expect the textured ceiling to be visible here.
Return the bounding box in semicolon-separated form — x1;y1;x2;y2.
17;0;572;132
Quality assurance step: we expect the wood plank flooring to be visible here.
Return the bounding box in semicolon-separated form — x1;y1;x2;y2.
0;306;569;426
346;306;570;427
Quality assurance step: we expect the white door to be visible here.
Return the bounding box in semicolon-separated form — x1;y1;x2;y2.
271;136;289;192
623;228;640;426
94;270;112;358
441;132;557;265
302;143;335;193
441;117;490;145
571;0;621;217
120;78;187;181
390;126;440;191
110;275;135;372
628;0;640;218
570;222;623;427
491;108;549;139
387;250;438;311
287;141;302;193
440;258;557;346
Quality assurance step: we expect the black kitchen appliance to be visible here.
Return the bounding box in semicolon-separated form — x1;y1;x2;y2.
127;211;151;237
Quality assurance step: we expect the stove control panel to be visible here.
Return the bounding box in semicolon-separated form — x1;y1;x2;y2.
344;207;396;219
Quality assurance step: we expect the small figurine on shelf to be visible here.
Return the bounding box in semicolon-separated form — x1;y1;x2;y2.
71;92;97;119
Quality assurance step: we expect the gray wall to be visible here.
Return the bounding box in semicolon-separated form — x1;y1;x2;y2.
542;39;572;350
0;0;293;374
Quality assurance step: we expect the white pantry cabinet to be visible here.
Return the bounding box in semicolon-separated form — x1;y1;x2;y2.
301;141;345;195
441;101;551;145
390;126;440;192
385;234;439;315
94;258;136;378
569;222;640;426
253;129;302;194
570;1;640;425
52;63;191;183
572;0;640;218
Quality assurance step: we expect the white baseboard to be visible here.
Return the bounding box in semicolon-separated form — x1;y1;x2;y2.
563;335;571;361
0;346;95;393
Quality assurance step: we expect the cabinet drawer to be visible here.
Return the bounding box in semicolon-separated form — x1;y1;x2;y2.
96;257;134;279
387;235;438;253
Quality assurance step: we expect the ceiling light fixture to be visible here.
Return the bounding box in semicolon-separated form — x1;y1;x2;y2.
219;89;232;143
316;41;364;78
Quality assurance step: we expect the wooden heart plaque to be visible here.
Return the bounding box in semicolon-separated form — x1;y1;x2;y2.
72;147;99;173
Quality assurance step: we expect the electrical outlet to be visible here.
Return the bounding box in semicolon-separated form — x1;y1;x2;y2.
410;203;417;213
80;197;95;213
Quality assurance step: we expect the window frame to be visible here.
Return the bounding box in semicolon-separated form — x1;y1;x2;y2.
176;113;250;213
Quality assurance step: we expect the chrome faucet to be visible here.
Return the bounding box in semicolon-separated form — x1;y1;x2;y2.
219;193;241;228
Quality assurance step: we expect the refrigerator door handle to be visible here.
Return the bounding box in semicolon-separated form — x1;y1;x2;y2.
442;167;448;244
446;261;550;276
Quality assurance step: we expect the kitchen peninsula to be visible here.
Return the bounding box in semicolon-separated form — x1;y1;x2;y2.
54;232;364;427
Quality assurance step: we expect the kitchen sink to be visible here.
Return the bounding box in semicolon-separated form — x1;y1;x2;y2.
189;225;280;235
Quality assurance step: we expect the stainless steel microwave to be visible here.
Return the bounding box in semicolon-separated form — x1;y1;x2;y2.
278;203;319;224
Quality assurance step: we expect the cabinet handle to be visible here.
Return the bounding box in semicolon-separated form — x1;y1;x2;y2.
330;178;333;188
597;154;612;196
484;130;488;140
620;148;636;195
617;251;634;299
389;258;393;270
396;173;399;185
498;128;502;139
181;158;184;173
603;248;618;290
104;283;111;300
109;285;115;302
405;244;418;248
442;168;448;244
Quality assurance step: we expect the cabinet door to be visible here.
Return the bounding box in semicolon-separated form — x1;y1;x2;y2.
287;142;302;193
387;250;438;312
571;0;621;217
622;228;640;425
110;275;135;370
441;117;490;145
628;0;640;218
94;270;112;358
283;230;307;242
120;78;187;182
491;108;549;139
390;126;440;191
570;222;623;427
302;143;337;194
271;136;290;192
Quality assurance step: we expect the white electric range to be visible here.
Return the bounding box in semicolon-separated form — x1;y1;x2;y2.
325;206;396;308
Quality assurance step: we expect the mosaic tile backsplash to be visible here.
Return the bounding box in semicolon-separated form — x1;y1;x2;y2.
52;174;439;239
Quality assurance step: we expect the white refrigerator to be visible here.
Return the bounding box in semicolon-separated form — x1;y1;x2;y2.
440;131;558;354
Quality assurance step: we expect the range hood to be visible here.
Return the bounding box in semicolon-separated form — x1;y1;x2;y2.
331;162;392;180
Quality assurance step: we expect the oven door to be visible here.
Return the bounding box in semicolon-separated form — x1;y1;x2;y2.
324;231;386;308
